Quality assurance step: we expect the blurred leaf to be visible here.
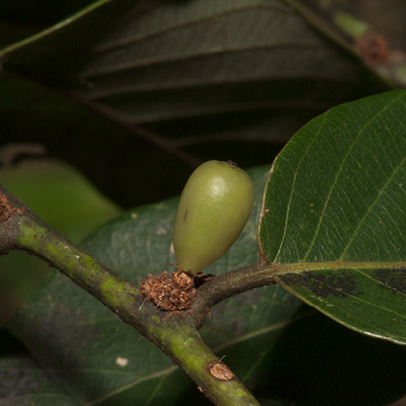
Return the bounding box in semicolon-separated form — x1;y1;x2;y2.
0;19;42;50
0;328;80;406
0;0;96;26
258;90;406;344
0;158;121;326
0;0;391;207
0;159;120;240
0;0;98;49
0;71;197;207
5;164;406;405
287;0;406;87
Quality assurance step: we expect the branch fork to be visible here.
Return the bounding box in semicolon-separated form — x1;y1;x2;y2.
0;184;277;405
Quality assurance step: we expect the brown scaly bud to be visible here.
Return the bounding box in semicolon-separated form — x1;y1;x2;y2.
139;269;196;311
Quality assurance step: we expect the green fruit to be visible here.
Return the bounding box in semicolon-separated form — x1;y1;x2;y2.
173;160;254;274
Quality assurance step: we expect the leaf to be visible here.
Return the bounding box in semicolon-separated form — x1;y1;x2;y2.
0;328;81;406
258;89;406;344
0;0;391;206
0;71;196;208
0;159;121;326
6;164;406;405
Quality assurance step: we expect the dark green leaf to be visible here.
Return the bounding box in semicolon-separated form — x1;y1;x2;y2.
0;71;195;206
0;328;80;406
0;0;391;206
258;89;406;344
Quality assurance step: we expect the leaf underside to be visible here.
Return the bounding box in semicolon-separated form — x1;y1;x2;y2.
0;0;390;206
259;90;406;344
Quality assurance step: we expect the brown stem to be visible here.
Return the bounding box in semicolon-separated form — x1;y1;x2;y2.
191;262;277;328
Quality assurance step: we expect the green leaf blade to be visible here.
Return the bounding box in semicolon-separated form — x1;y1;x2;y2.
258;90;406;343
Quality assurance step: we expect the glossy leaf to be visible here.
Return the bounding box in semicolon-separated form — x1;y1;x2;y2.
258;90;406;344
6;165;406;405
0;0;391;206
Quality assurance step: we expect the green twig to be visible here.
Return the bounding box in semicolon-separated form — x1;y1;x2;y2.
0;185;261;406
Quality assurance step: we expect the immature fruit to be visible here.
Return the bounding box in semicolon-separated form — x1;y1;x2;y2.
172;160;254;274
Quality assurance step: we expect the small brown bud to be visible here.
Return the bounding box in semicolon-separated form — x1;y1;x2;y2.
139;269;197;311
